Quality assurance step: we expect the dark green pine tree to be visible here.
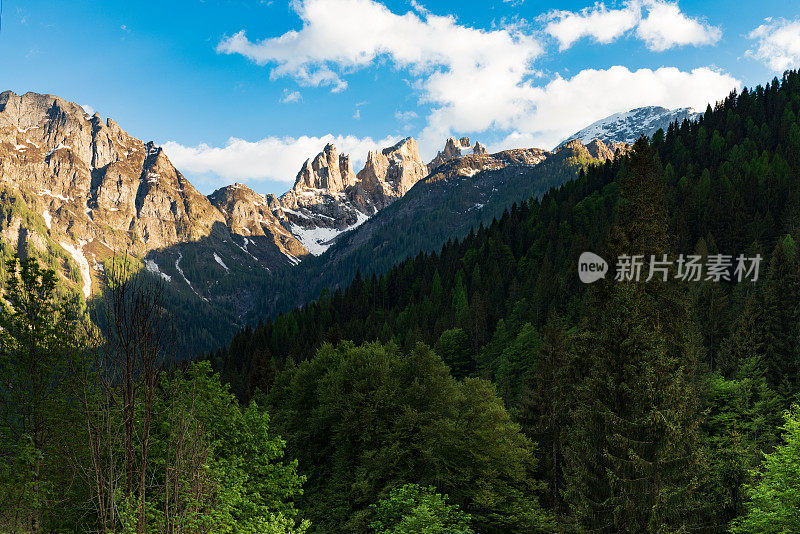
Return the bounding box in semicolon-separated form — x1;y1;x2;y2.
760;235;800;399
564;137;708;532
248;347;277;401
518;314;575;520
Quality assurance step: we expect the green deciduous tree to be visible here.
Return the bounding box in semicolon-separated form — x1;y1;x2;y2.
369;484;473;534
730;405;800;533
268;341;550;534
0;255;84;532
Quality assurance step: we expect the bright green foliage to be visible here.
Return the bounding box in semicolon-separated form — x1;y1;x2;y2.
369;484;473;534
148;361;309;533
0;255;86;531
268;341;550;533
731;406;800;533
0;253;308;533
704;373;782;524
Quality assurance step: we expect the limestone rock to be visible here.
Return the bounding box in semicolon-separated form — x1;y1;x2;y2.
276;137;428;255
428;137;473;169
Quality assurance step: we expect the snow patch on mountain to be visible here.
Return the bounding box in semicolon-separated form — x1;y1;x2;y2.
144;259;172;282
557;106;700;148
290;210;370;256
60;240;91;299
213;252;229;272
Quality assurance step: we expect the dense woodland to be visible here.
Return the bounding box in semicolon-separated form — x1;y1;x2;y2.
211;71;800;532
3;71;800;532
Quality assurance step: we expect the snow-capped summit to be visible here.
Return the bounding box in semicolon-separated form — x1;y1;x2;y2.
557;106;700;148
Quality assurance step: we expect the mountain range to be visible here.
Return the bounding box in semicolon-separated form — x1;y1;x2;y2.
0;89;679;350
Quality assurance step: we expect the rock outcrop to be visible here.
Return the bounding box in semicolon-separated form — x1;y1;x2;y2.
557;139;630;162
208;183;307;260
585;139;629;160
276;137;428;255
427;147;549;181
351;137;428;212
428;137;484;169
0;90;311;300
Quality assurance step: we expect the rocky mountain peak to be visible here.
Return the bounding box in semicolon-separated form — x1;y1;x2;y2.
290;142;356;196
208;182;307;259
0;90;317;302
357;137;427;200
275;137;428;255
428;136;483;169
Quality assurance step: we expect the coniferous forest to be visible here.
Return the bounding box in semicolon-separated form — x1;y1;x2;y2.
4;71;800;532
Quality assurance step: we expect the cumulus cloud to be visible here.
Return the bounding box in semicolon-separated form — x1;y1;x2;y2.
636;1;722;51
217;0;543;107
80;104;95;116
543;3;640;51
162;134;398;190
542;0;721;52
486;66;739;152
202;0;735;174
747;18;800;72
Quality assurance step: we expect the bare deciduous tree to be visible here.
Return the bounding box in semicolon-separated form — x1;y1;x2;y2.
80;255;176;533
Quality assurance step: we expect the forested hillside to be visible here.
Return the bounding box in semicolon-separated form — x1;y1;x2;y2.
212;71;800;532
243;140;603;320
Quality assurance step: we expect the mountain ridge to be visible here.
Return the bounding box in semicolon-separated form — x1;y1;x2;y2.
0;88;640;350
557;105;700;148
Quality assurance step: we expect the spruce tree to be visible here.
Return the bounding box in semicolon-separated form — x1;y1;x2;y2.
518;314;575;519
564;138;708;532
760;235;800;399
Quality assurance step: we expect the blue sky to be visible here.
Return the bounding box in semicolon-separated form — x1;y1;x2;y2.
2;0;799;194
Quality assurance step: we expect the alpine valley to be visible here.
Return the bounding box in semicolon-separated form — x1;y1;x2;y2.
0;90;671;351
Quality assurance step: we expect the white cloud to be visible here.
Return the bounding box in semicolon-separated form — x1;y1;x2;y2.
216;0;543;111
162;134;398;190
543;3;640;51
486;66;739;152
747;18;800;72
165;65;737;191
281;89;303;103
542;0;721;52
80;104;95;116
208;0;734;169
636;1;721;51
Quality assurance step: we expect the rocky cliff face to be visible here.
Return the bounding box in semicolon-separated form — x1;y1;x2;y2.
352;137;428;211
0;91;227;255
0;90;308;303
276;137;428;255
0;88;639;315
207;183;307;262
428;137;485;169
